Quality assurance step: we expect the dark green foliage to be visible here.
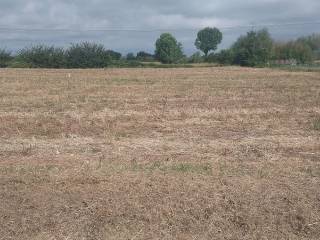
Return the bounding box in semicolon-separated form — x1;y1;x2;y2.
65;42;111;68
155;33;184;64
206;53;217;63
297;34;320;53
232;29;273;67
273;41;314;64
215;49;235;65
273;33;320;62
195;27;223;56
106;50;122;60
188;52;204;63
136;51;155;61
126;53;136;61
16;45;66;68
0;49;12;68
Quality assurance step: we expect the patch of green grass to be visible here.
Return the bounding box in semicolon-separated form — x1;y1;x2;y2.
131;161;212;175
271;64;320;72
170;163;212;174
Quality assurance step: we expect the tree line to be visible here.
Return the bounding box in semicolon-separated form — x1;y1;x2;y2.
0;27;319;68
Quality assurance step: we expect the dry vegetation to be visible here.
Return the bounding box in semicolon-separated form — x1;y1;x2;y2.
0;67;320;240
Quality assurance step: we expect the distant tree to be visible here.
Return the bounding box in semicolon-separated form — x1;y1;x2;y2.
66;42;111;68
232;29;273;67
16;45;66;68
273;41;313;64
155;33;184;64
188;52;204;63
0;49;13;68
195;27;223;57
296;34;320;60
106;50;122;60
297;34;320;51
136;51;155;61
126;53;136;61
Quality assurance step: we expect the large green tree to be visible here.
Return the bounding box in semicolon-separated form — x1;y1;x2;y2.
232;29;273;67
195;27;223;57
155;33;184;64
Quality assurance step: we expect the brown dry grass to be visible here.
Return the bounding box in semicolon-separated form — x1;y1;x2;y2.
0;67;320;240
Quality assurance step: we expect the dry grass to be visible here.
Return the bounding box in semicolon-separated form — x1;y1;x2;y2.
0;67;320;240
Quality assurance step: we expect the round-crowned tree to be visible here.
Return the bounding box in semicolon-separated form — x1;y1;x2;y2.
195;27;223;57
155;33;184;64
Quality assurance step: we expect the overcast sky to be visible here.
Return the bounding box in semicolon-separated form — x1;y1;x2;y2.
0;0;319;54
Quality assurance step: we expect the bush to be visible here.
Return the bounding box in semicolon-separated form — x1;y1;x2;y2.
66;42;111;68
106;50;122;60
16;45;66;68
126;53;136;61
0;49;12;68
206;53;217;63
215;49;235;65
188;52;204;63
136;51;155;62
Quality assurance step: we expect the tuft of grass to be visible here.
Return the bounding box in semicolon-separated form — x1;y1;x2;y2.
130;161;212;175
170;163;212;174
313;117;320;131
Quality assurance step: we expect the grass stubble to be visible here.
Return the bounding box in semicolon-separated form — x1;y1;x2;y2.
0;67;320;239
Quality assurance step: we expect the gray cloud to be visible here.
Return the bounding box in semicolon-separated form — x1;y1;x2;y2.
0;0;319;54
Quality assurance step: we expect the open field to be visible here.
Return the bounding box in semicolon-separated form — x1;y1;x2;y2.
0;67;320;240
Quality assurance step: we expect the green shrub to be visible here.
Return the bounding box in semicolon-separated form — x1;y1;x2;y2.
188;52;204;63
0;49;13;68
106;50;122;60
16;45;66;68
215;49;235;65
136;51;155;62
66;42;111;68
126;53;136;61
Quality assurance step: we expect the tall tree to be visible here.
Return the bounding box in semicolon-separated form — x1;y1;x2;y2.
155;33;184;64
232;29;273;67
195;27;223;57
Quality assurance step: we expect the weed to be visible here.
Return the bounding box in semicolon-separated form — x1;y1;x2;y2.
313;117;320;130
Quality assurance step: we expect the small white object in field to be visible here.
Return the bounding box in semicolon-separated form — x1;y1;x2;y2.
68;73;71;78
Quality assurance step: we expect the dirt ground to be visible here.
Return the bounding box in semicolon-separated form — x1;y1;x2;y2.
0;67;319;239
